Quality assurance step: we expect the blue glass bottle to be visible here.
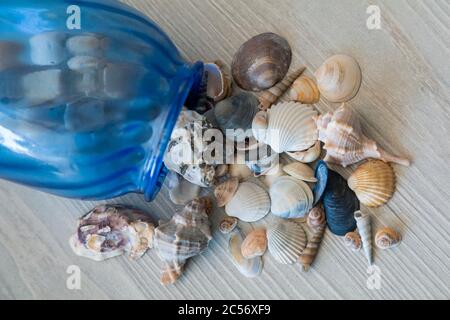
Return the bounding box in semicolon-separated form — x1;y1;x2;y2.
0;0;204;201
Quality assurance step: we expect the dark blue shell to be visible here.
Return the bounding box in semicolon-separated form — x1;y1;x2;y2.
323;170;359;236
313;160;329;205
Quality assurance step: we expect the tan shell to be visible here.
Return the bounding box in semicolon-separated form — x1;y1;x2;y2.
307;204;327;230
286;141;321;164
314;54;362;103
258;67;306;110
348;160;396;208
262;163;287;188
215;177;239;207
215;164;229;178
204;61;232;102
315;103;411;167
241;229;268;259
344;232;362;251
283;162;317;183
219;216;238;234
288;75;320;104
375;227;402;250
299;225;326;271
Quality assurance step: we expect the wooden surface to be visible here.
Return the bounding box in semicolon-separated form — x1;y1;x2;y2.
0;0;449;300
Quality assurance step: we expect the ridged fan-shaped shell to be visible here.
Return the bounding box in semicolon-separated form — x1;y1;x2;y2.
268;220;307;264
270;176;313;219
225;182;271;222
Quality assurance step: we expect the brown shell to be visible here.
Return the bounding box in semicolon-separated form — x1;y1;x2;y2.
241;229;268;259
375;227;402;250
219;216;238;234
307;205;327;230
232;33;292;92
214;177;239;207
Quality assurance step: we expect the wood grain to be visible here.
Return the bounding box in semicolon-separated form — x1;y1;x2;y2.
0;0;449;299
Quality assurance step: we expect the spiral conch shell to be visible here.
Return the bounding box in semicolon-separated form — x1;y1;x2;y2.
314;54;362;103
299;205;327;271
315;103;411;167
154;198;212;285
375;228;402;250
344;232;362;251
241;229;268;259
288;75;320;104
258;67;306;110
348;160;396;208
354;211;373;265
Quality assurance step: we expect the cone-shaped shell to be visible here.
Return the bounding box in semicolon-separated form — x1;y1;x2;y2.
354;211;373;265
286;141;321;164
314;54;362;103
258;67;306;110
229;229;263;278
283;162;317;183
219;216;238;235
348;160;396;208
375;227;402;250
344;232;362;251
241;229;268;259
323;170;359;236
268;220;307;264
204;61;231;102
215;177;239;207
232;32;292;92
289;75;320;104
225;182;271;222
270;176;314;219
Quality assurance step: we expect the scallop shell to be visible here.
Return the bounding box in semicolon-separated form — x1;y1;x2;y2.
270;176;314;219
316;103;410;167
258;67;306;110
288;75;320;104
314;54;362;103
225;182;271;222
70;205;155;262
323;170;359;236
286;141;322;164
283;162;318;183
354;211;373;265
215;177;239;207
229;229;263;278
241;229;268;258
344;232;362;251
375;227;402;250
154;198;212;285
232;32;292;92
204;61;231;102
219;216;239;234
313;160;329;205
252;102;318;153
267;220;307;264
348;160;396;208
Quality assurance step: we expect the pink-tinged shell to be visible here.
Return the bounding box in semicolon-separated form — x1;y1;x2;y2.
241;229;268;258
315;104;410;167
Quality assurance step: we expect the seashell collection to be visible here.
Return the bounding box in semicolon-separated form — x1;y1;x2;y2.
69;32;409;284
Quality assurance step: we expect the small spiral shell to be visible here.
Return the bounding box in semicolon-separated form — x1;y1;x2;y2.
375;228;402;250
307;205;326;230
344;232;362;251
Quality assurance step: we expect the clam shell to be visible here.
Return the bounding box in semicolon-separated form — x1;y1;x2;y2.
314;54;362;103
288;75;320;104
229;229;263;278
344;232;362;251
215;177;239;207
286;141;321;164
204;61;231;102
232;32;292;92
313;160;329;205
283;162;317;183
323;170;359;236
355;211;373;265
241;229;268;259
267;220;307;264
225;182;271;222
270;176;313;219
219;217;238;234
375;227;402;250
348;160;396;208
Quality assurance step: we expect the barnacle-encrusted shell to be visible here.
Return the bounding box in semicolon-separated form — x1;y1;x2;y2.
288;75;320;104
314;54;361;103
286;141;321;164
344;232;362;251
219;216;239;234
267;220;307;264
283;162;318;183
270;176;314;219
355;211;373;265
229;229;263;278
215;177;239;207
375;227;402;250
204;61;231;102
225;181;271;222
232;32;292;92
241;229;268;259
154;198;212;285
348;160;396;208
315;104;410;167
70;205;155;262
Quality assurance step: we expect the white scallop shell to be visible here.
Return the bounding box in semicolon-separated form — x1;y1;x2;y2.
225;182;271;222
270;176;314;219
229;229;263;278
267;220;307;264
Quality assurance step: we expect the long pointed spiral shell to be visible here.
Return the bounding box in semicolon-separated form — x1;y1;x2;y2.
354;211;373;265
299;225;326;272
375;227;402;250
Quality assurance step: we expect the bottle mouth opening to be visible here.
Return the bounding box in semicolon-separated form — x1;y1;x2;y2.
143;61;204;201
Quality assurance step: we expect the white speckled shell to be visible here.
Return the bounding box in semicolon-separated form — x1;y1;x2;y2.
229;229;263;278
225;182;271;222
268;220;307;264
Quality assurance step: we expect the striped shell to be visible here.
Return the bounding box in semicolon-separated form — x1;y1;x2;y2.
229;229;263;278
270;176;314;219
215;177;239;207
307;205;327;230
299;225;326;271
219;216;238;235
288;75;320;104
355;211;373;265
225;182;271;222
348;160;396;208
267;220;307;264
375;227;402;250
241;229;268;258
